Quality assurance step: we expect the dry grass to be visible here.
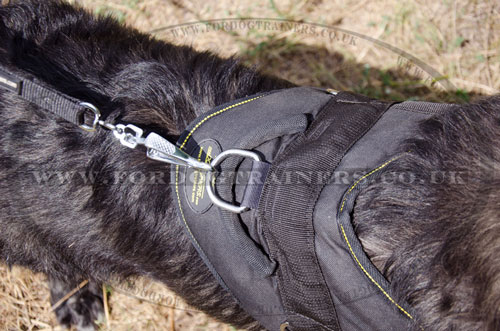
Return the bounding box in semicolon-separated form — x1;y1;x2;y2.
0;265;234;331
1;0;499;330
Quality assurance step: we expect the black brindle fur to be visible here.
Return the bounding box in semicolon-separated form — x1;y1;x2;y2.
0;1;498;330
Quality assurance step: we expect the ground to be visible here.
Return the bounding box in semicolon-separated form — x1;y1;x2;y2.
1;0;499;330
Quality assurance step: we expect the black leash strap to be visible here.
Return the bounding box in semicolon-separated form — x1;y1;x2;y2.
0;66;100;131
0;65;212;170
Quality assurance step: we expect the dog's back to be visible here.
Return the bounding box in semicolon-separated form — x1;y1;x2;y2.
354;97;500;330
0;1;499;330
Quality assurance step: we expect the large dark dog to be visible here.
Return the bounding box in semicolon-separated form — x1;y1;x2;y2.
0;1;499;330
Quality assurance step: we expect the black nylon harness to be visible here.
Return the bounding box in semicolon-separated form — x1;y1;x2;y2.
0;65;456;330
172;87;455;330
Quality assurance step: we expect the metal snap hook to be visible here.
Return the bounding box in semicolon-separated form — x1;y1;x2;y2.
112;123;144;148
205;149;261;214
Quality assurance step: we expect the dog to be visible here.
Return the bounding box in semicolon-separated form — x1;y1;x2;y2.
0;1;499;330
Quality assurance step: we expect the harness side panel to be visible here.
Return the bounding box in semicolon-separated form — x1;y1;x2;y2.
314;102;453;330
259;92;392;330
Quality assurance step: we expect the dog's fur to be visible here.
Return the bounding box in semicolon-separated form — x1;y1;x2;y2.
354;97;500;330
0;1;498;330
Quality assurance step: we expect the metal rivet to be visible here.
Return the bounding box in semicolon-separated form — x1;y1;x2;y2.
326;88;339;95
280;322;290;331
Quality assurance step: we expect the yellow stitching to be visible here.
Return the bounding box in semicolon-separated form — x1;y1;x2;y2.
339;154;403;213
179;96;264;150
175;95;413;322
175;96;264;277
339;153;414;320
340;224;414;320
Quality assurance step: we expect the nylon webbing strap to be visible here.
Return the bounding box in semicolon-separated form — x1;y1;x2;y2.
0;66;87;126
22;79;85;124
259;92;393;330
241;160;271;209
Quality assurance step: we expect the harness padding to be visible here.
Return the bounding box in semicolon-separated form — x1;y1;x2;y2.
172;87;454;330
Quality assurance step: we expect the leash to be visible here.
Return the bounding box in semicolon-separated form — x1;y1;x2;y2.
0;66;211;169
0;65;261;212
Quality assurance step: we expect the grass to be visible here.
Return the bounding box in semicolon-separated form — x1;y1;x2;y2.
1;0;499;330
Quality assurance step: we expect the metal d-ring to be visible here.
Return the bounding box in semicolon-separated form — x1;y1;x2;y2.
78;102;101;132
205;149;261;214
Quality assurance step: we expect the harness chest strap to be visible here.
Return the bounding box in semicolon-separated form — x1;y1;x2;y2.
257;93;394;330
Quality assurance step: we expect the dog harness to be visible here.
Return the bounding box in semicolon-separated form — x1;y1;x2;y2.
171;87;455;331
0;66;454;331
